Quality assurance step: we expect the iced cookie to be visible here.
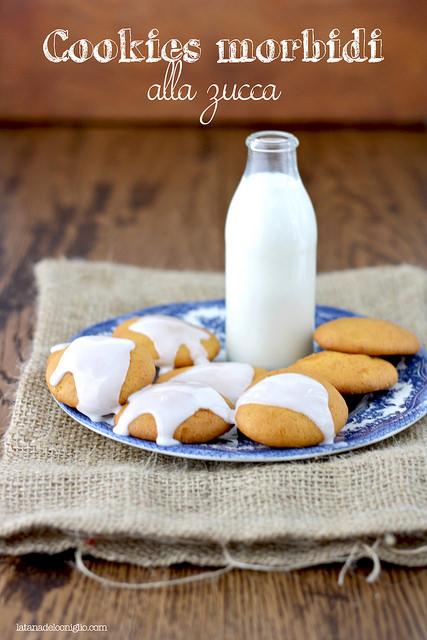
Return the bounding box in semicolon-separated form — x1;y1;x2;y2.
113;315;221;369
235;372;348;448
287;351;398;395
156;362;267;405
114;381;234;445
46;335;156;421
314;317;420;356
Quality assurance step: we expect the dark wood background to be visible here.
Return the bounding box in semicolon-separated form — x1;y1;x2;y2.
0;125;426;639
1;0;426;123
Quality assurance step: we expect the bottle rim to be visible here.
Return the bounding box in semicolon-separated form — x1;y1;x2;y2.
245;130;299;153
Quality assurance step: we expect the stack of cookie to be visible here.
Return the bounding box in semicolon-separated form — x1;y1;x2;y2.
295;317;420;395
46;316;236;446
46;314;420;451
235;317;420;449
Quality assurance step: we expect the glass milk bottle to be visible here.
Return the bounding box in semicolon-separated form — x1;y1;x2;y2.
225;131;317;369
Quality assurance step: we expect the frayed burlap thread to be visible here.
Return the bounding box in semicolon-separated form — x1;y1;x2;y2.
1;259;426;570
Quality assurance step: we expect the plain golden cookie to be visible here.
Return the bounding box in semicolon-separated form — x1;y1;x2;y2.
46;340;156;409
287;350;398;394
236;373;348;448
113;318;221;368
114;401;233;444
314;317;420;356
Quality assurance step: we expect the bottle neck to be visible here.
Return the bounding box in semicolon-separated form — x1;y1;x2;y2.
244;147;299;178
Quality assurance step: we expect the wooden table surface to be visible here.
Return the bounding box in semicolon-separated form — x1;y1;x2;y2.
0;125;426;640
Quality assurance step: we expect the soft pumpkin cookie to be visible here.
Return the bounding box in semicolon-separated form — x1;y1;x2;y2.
156;362;267;405
113;315;220;369
114;382;234;445
314;317;420;356
46;335;156;420
287;350;398;394
235;372;348;448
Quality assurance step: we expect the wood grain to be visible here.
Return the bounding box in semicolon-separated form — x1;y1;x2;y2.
0;555;426;640
0;126;426;639
1;0;427;123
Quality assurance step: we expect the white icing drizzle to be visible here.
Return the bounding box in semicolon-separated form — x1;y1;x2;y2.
50;336;135;422
114;381;234;446
236;372;335;444
50;343;69;353
129;315;211;367
158;366;173;376
164;362;255;404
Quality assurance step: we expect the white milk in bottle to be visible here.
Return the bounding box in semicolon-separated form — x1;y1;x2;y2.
225;131;317;369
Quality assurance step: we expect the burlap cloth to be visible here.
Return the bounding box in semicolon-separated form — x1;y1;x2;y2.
0;259;426;570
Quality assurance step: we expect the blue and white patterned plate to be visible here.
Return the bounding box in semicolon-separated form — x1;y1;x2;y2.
55;300;427;462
